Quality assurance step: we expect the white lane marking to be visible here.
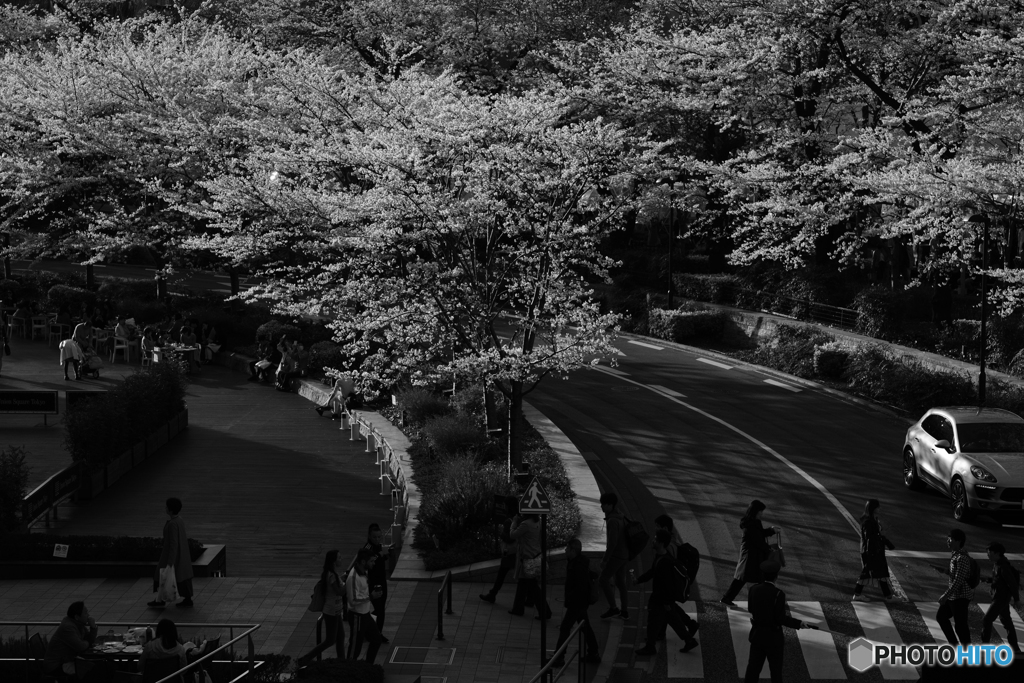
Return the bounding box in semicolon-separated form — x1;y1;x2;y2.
851;602;919;679
648;384;686;398
916;602;949;644
888;551;1024;561
728;602;767;678
667;606;703;679
977;603;1024;646
764;378;802;393
601;367;629;377
592;365;861;533
788;602;847;679
627;340;664;351
696;357;733;370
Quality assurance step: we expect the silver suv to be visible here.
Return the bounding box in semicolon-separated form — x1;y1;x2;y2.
903;407;1024;521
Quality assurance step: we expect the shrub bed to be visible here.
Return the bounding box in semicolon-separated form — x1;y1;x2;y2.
47;284;96;311
63;362;188;467
0;534;203;562
391;385;581;570
648;307;728;343
672;273;738;304
0;447;29;533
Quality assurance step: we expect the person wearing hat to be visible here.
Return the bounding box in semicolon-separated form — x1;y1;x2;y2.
744;559;808;682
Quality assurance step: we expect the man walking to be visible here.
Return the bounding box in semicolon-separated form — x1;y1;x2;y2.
634;530;698;656
981;541;1021;654
551;538;600;667
745;560;808;682
149;497;194;608
935;528;973;646
480;495;519;605
363;523;391;644
653;514;700;648
599;492;629;620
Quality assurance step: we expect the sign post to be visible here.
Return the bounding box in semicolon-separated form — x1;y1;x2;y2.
519;476;552;675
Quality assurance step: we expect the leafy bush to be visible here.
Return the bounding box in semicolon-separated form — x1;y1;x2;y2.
422;414;488;457
47;285;96;311
295;658;384;683
844;344;975;413
0;446;29;532
813;341;852;380
749;324;834;379
97;277;156;302
0;534;203;562
255;319;301;344
648;307;728;343
0;278;25;304
417;457;512;549
397;387;451;424
64;362;188;466
852;286;909;339
673;273;738;304
308;341;351;376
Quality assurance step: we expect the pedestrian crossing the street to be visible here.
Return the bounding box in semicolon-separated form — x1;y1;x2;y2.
662;600;1024;680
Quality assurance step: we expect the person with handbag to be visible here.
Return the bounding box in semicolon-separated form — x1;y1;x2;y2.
721;500;778;607
852;498;895;601
550;538;601;667
508;513;551;619
149;497;195;608
297;550;346;665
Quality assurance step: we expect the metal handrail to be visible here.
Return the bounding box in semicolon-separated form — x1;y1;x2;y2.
0;621;260;683
527;620;586;683
435;570;454;640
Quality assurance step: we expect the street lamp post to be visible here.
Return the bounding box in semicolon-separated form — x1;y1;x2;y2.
966;214;990;407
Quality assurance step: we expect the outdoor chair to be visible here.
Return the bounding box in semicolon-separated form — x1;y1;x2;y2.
49;322;71;347
9;317;26;338
140;655;187;683
111;336;131;363
31;315;49;340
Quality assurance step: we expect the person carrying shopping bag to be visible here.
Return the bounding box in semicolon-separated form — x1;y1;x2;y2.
721;500;779;607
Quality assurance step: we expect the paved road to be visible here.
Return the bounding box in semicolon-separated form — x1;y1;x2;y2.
531;337;1024;682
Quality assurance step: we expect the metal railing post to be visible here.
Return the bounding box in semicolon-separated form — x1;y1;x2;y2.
578;621;585;683
446;570;453;614
315;614;323;661
350;418;358;441
365;428;374;453
247;634;254;678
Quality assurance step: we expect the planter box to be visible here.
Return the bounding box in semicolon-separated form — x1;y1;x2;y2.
0;544;228;580
133;442;147;467
77;468;105;501
168;415;180;438
105;450;134;488
178;408;188;430
147;426;168;455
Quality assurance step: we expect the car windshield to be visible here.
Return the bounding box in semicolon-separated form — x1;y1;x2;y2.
956;423;1024;453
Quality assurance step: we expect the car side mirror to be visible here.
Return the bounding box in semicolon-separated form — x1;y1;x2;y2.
935;439;953;451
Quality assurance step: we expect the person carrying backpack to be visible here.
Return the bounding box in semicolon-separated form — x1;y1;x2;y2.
296;550;346;666
654;514;700;649
981;542;1021;654
599;492;630;620
935;528;974;646
634;530;698;656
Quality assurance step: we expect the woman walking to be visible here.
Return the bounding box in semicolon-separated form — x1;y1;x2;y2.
720;500;778;607
297;550;346;666
508;513;552;619
852;499;894;601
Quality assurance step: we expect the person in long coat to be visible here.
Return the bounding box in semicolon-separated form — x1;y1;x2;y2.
721;500;778;606
149;497;195;608
852;498;894;600
508;513;551;618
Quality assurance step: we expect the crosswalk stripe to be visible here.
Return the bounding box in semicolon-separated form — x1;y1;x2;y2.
627;340;664;350
851;602;919;679
666;606;703;679
727;603;768;679
916;602;949;644
696;357;732;370
789;602;847;679
977;604;1024;646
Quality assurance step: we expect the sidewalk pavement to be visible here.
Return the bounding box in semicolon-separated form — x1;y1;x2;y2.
0;329;649;682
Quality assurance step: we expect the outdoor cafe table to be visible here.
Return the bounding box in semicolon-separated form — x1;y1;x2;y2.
157;344;200;372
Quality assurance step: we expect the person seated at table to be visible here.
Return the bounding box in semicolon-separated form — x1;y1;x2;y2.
54;305;74;328
43;600;98;679
164;313;184;341
72;320;93;352
199;323;220;363
107;317;133;353
141;328;157;358
139;618;187;676
294;341;310;377
179;326;198;347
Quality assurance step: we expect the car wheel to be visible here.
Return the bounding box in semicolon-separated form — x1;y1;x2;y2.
951;478;973;522
903;449;923;490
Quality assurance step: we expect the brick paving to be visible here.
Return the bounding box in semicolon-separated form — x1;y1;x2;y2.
0;330;617;682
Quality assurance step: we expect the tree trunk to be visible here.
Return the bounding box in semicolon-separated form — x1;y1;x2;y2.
86;264;95;290
507;379;524;478
3;234;10;279
229;268;240;296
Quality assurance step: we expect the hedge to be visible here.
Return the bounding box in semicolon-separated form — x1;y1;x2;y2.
0;534;203;562
648;307;728;343
47;284;96;311
852;285;909;340
0;447;29;533
673;273;739;304
63;361;188;467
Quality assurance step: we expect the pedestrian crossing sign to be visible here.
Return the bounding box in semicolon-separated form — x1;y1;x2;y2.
519;477;551;514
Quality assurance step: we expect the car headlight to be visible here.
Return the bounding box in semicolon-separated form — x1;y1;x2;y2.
970;465;997;483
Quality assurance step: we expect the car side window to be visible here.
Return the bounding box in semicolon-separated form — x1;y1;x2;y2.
936;417;955;445
922;415;943;440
